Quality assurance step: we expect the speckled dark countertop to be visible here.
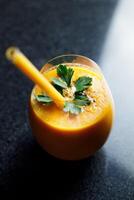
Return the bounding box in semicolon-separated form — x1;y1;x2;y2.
0;0;134;199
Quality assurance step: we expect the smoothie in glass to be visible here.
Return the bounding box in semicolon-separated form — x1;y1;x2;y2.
29;55;114;160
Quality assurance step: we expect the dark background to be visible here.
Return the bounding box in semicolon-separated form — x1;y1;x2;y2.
0;0;134;199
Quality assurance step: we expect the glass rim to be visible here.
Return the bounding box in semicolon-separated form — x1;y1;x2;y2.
47;54;98;67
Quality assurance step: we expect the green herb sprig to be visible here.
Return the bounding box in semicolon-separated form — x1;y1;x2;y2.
57;64;74;87
36;94;52;104
75;76;92;92
63;102;81;115
36;64;93;114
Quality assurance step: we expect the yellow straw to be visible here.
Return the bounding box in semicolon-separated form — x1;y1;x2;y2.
5;47;65;109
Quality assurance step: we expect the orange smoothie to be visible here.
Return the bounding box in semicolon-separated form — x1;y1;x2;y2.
29;60;114;160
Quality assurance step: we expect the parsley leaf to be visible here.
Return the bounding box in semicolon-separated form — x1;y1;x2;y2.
57;64;74;86
74;95;91;106
64;102;81;115
36;95;53;104
75;76;92;92
51;78;67;89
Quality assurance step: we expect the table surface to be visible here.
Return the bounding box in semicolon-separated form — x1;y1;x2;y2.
0;0;134;199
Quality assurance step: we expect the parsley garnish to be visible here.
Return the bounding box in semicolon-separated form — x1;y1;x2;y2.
64;102;81;115
36;64;93;114
75;76;92;92
52;78;67;89
74;95;91;106
57;64;74;87
36;94;52;104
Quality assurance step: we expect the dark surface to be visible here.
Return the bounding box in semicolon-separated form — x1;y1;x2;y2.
1;0;134;199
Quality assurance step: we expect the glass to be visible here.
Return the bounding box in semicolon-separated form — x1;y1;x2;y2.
29;55;114;160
